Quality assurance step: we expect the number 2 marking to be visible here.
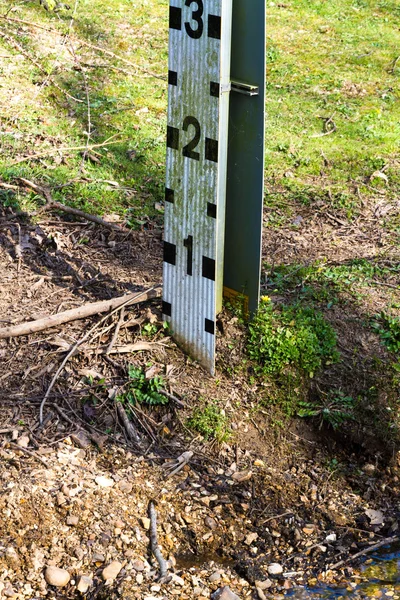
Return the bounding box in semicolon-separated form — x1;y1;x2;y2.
184;0;204;39
182;116;201;160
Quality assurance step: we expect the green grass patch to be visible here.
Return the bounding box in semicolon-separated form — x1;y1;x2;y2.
248;297;339;378
187;401;231;443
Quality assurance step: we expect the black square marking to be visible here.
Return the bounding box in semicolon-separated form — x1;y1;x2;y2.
210;81;220;97
205;138;218;162
208;14;221;39
205;319;215;335
163;241;176;265
162;301;172;317
207;202;217;218
202;256;215;281
165;188;175;204
168;70;178;86
169;6;182;30
167;126;179;150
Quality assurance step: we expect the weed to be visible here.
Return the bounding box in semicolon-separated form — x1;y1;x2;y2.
248;297;339;378
371;313;400;353
297;390;355;430
187;401;230;442
118;365;168;406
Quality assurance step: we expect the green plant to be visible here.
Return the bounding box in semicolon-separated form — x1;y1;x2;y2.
297;390;355;429
118;365;168;406
371;313;400;353
187;402;230;442
248;297;339;377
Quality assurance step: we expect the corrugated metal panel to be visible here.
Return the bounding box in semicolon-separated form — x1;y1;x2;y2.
163;0;232;374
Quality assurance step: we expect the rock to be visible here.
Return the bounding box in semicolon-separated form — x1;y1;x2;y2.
209;571;221;583
118;480;133;493
131;559;145;571
92;553;105;563
232;470;252;482
66;515;79;526
77;575;93;594
364;464;376;475
211;586;241;600
102;560;123;581
325;533;337;543
44;566;71;587
267;563;283;576
245;532;258;546
95;476;114;488
140;517;151;530
17;436;30;448
255;580;272;590
256;588;267;600
205;516;217;530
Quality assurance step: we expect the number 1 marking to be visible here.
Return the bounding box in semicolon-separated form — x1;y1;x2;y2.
183;235;193;276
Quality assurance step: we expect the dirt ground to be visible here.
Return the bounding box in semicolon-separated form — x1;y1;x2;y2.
0;197;400;599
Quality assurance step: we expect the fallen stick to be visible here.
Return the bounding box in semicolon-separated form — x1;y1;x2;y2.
116;402;142;446
0;287;161;339
8;442;48;467
148;500;169;582
38;286;160;423
330;534;400;570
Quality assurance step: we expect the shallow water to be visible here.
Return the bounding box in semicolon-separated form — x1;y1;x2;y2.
286;543;400;599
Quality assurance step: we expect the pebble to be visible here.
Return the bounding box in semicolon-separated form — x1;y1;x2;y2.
95;476;114;488
77;575;93;594
44;566;71;587
255;579;272;590
211;586;241;600
102;560;123;581
205;516;217;530
140;517;151;530
325;533;337;543
66;515;79;526
131;559;145;571
118;480;133;493
245;532;258;546
92;553;105;563
267;563;283;575
16;436;30;448
209;571;222;583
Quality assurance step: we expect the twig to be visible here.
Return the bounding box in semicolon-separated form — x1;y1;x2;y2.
115;401;142;446
261;510;293;524
159;389;186;408
8;442;48;467
39;200;131;234
330;534;399;570
10;136;121;166
388;55;400;74
38;286;160;423
0;288;161;339
106;307;125;355
148;500;169;582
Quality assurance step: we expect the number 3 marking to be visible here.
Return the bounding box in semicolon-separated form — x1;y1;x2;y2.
184;0;204;39
182;116;201;160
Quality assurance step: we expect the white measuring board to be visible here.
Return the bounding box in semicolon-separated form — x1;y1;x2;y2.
163;0;233;374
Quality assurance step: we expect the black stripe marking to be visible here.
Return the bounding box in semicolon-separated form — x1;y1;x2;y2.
169;6;182;30
202;256;215;281
205;319;215;335
163;241;176;265
165;188;175;204
167;126;179;150
207;202;217;218
210;81;220;97
162;301;172;317
168;70;178;86
208;14;221;39
205;138;218;162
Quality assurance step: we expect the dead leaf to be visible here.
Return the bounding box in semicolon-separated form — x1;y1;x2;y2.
365;509;385;526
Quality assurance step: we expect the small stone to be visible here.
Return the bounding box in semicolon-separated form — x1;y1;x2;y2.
118;480;133;493
44;566;71;587
95;476;114;488
193;587;204;596
172;574;185;586
245;532;258;546
102;560;123;581
363;464;376;474
325;533;337;543
131;559;145;571
211;586;241;600
255;580;272;590
209;571;221;583
77;575;93;594
232;470;252;482
17;436;30;448
3;585;17;598
205;516;217;530
66;515;79;526
136;573;144;584
267;563;283;575
303;525;315;535
140;517;151;530
150;584;161;592
92;553;105;563
57;492;66;506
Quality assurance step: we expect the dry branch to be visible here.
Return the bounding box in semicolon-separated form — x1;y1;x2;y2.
116;402;142;446
0;287;161;339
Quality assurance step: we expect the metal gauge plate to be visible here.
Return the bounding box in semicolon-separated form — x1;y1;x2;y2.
163;0;233;374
